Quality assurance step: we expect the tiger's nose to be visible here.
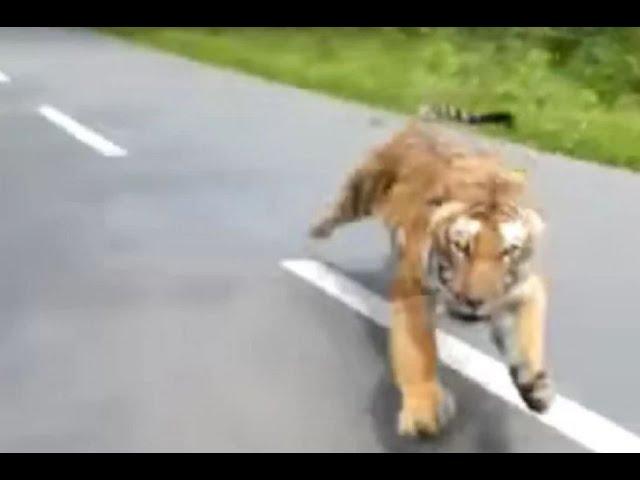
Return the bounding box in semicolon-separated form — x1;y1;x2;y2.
465;298;484;310
456;294;484;311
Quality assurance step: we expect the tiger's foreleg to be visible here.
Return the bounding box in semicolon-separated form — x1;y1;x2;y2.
492;274;554;413
390;231;455;436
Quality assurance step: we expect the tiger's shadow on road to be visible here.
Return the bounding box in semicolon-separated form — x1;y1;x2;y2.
333;260;515;453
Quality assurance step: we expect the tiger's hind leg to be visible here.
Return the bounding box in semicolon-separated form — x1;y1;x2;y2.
309;207;345;239
310;163;395;240
310;173;371;239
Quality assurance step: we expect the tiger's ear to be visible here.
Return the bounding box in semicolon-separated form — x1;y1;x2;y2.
522;208;545;239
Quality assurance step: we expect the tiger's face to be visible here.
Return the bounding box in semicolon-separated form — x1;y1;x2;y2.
427;201;544;322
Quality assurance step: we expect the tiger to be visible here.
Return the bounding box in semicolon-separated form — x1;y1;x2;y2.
309;104;553;437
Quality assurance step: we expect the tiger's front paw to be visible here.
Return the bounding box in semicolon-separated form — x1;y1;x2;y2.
510;366;555;413
397;384;456;437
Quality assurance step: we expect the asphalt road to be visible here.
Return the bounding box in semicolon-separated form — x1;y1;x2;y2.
0;27;638;452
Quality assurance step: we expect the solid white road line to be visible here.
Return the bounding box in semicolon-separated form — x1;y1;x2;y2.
38;104;127;157
281;258;640;453
0;70;10;83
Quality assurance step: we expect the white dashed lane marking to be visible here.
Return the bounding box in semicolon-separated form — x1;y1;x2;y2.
38;104;127;157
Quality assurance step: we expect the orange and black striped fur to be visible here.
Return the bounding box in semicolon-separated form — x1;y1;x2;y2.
310;104;516;240
310;106;552;437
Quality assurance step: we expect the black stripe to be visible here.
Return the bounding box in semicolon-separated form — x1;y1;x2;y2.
349;179;362;219
360;178;374;216
474;112;514;128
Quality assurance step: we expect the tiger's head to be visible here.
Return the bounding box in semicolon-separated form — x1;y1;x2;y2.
426;200;545;322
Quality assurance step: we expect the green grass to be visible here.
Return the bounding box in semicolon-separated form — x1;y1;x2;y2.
103;28;640;171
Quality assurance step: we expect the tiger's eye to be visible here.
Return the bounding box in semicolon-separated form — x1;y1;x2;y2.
453;240;469;256
501;245;520;258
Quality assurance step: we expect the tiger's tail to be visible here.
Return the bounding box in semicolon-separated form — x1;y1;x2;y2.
419;103;515;129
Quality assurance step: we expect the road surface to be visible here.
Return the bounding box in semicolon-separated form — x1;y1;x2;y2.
0;27;639;452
